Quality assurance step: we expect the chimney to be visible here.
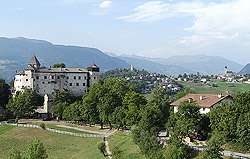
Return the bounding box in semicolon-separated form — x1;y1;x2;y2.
218;94;222;98
189;98;193;103
200;95;203;101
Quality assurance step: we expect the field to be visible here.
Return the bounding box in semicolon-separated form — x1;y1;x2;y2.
178;81;250;95
0;125;104;159
108;132;145;159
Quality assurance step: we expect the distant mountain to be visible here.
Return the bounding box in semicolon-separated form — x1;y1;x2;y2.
238;63;250;74
0;37;130;81
130;54;243;75
118;56;195;76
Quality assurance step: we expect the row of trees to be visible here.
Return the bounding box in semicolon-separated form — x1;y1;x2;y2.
52;78;170;130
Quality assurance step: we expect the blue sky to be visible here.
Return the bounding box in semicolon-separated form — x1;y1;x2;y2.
1;0;250;64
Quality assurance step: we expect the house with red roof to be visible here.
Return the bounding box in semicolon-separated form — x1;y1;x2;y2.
171;94;233;114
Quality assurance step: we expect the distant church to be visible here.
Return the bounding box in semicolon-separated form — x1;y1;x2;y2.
14;55;99;116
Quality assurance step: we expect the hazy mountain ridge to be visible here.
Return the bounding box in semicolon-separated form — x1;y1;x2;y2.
120;54;243;75
238;63;250;74
0;37;130;81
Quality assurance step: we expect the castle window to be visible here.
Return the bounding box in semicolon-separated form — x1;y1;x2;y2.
84;76;87;80
48;82;50;84
42;82;45;84
37;84;38;86
76;83;79;86
57;76;60;79
55;82;57;84
36;76;39;79
26;79;28;81
74;76;76;80
94;77;96;80
66;77;69;79
44;76;47;79
203;108;205;111
78;76;81;80
52;76;54;79
69;83;72;86
83;83;85;86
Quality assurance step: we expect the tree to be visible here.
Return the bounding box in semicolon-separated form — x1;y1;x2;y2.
151;86;171;125
52;63;66;68
167;101;200;138
51;102;68;121
52;88;71;104
63;101;81;122
132;126;163;159
200;135;224;159
139;102;163;133
7;89;38;122
0;78;11;109
27;138;48;159
164;134;190;159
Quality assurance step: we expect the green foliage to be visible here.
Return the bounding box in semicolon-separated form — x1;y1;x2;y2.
174;88;194;101
132;126;163;159
164;134;190;159
39;123;45;129
51;102;68;120
139;102;162;133
52;88;72;104
0;78;11;108
97;141;106;157
52;63;66;68
8;147;23;159
7;89;38;120
167;101;201;138
111;146;121;159
26;138;48;159
151;86;171;125
200;135;223;159
208;91;250;152
63;101;81;121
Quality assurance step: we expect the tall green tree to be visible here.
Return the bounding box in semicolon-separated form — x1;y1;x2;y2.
0;78;11;108
174;88;194;101
7;89;38;121
151;86;171;125
52;88;71;104
51;102;68;121
52;63;66;68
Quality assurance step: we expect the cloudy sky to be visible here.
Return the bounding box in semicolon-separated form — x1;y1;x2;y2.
1;0;250;64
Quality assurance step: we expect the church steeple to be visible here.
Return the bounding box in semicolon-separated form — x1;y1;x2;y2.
28;55;40;68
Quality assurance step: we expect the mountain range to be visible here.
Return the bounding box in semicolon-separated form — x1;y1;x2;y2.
0;37;246;82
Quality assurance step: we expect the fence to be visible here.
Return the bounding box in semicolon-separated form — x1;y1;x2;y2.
0;122;104;138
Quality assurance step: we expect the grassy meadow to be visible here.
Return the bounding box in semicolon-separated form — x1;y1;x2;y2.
0;125;104;159
178;81;250;95
108;132;145;159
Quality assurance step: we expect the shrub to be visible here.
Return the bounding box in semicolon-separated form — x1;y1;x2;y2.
39;123;45;129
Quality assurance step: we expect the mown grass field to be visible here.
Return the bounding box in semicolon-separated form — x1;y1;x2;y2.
108;132;145;159
0;125;104;159
178;81;250;95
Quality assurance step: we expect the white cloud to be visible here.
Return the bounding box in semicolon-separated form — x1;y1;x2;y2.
118;0;250;36
99;0;112;8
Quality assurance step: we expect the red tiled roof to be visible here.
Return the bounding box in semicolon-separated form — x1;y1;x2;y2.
170;94;232;107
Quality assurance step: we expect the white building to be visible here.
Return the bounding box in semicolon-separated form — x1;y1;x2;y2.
170;94;232;114
14;56;99;116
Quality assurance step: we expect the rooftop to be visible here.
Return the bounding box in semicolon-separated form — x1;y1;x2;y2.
170;94;232;107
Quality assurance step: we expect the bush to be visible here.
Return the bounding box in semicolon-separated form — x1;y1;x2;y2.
27;138;48;159
8;147;22;159
97;141;106;157
40;123;45;129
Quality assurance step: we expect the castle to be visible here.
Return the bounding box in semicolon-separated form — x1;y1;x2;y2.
14;55;99;116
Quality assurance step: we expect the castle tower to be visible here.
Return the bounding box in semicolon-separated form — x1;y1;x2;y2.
130;64;134;71
225;66;228;75
28;55;40;68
